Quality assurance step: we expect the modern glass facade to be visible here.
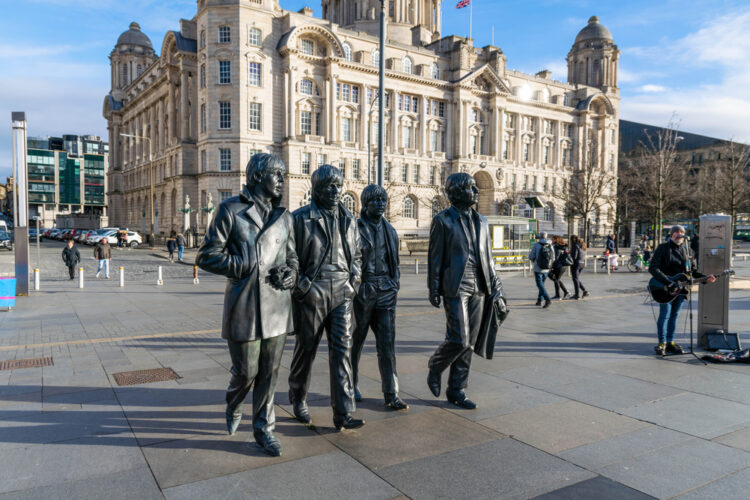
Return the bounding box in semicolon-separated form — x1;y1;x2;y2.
83;155;105;205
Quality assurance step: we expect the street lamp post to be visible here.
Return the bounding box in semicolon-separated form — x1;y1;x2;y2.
367;94;380;184
377;0;386;186
121;133;154;248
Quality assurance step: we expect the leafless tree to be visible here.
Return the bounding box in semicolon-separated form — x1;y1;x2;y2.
713;140;750;230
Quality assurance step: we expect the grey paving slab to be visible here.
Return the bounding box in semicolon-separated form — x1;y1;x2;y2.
532;476;656;500
674;466;750;499
663;370;750;405
479;400;650;454
140;415;338;489
163;451;400;500
559;427;694;470
712;426;750;452
622;392;750;439
0;434;148;494
0;466;162;500
378;438;595;500
598;438;750;498
323;408;501;470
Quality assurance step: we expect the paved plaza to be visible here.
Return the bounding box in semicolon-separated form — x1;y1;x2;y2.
2;242;750;498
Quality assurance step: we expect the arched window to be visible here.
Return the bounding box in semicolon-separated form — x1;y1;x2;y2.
300;189;312;207
543;203;554;222
372;49;380;66
431;62;439;79
300;79;313;96
342;42;352;61
121;63;129;87
248;27;261;46
136;64;143;77
402;56;413;74
341;193;356;213
403;197;416;219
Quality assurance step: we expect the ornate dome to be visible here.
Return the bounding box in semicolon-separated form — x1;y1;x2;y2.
116;22;153;49
575;16;613;43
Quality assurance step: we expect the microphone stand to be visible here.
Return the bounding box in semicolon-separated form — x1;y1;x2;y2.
686;240;706;364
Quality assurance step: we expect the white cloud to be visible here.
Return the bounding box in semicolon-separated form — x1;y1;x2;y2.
638;84;667;93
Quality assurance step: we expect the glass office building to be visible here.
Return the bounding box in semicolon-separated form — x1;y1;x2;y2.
26;135;108;227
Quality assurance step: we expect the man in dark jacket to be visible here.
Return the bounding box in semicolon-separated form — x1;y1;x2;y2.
351;184;407;411
94;238;111;279
649;225;715;356
427;173;503;409
288;165;364;431
62;240;80;280
196;154;298;456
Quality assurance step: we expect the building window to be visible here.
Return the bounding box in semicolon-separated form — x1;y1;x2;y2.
248;62;261;86
431;62;439;79
248;27;261;46
200;104;206;133
608;154;615;170
562;145;571;166
543;177;549;192
543;144;550;164
430;130;438;151
402;125;413;149
523;143;530;162
336;83;359;103
403;197;416;219
352;159;360;180
472;109;479;123
200;150;206;172
248;102;261;131
300;111;312;135
301;153;311;175
401;164;408;182
218;26;231;44
341;117;352;142
413;165;420;184
219;101;231;129
342;42;352;61
384;162;391;181
342;193;355;213
505;113;516;128
300;79;313;95
301;39;314;55
402;57;413;74
219;61;231;84
220;148;231;171
220;190;232;201
609;129;616;145
200;29;206;49
200;64;206;88
372;49;380;66
317;154;326;168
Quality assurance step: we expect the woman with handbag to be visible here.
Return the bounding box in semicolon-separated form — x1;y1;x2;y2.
549;235;571;300
569;234;589;299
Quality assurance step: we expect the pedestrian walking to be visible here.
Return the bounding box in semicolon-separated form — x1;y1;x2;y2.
176;232;186;262
166;231;177;263
569;234;589;299
528;231;553;308
549;235;571;300
606;234;617;271
117;229;124;248
62;239;80;280
94;238;111;279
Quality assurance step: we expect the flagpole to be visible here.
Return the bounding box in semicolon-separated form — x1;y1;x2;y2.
469;0;473;41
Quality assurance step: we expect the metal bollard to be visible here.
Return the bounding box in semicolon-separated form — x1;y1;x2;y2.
193;265;199;285
78;267;84;288
157;266;163;286
415;259;419;274
607;257;611;275
119;267;125;287
34;269;39;291
593;257;597;274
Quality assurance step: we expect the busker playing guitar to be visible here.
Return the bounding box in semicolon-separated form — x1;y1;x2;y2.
648;225;716;356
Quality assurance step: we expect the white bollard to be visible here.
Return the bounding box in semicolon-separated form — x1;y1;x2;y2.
415;259;419;274
78;267;84;288
34;269;39;291
157;265;163;286
119;267;125;287
193;265;199;285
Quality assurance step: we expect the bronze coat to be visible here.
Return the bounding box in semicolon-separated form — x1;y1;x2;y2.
196;187;298;341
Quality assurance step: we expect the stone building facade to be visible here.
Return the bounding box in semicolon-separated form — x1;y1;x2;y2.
103;1;620;239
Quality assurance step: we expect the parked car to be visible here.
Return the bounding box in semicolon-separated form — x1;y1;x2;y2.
124;231;143;248
0;230;11;251
88;229;117;245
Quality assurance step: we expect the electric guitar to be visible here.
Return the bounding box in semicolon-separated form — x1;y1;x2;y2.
648;269;734;304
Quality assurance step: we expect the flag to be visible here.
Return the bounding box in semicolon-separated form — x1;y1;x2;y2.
456;0;470;8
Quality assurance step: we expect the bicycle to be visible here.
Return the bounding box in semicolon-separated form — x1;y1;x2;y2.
627;248;650;272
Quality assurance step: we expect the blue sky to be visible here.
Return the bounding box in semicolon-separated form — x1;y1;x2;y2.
2;0;750;180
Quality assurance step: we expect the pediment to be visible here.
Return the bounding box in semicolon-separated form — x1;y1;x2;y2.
455;64;511;94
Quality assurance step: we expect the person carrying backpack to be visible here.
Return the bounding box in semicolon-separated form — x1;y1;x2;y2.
528;231;553;308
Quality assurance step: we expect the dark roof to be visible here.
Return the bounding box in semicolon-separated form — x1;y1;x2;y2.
575;16;613;43
619;119;725;153
173;31;197;53
117;22;153;49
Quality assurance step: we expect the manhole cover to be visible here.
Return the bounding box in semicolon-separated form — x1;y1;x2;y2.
0;356;54;371
112;367;180;386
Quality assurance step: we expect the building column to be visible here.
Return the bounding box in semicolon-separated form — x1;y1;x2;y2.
168;80;176;144
359;84;367;147
419;95;427;154
446;98;455;159
180;70;189;140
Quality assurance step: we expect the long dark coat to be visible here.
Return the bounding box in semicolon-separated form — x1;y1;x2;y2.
196;186;298;341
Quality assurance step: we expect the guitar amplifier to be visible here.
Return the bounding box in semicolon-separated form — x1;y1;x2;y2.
704;330;741;351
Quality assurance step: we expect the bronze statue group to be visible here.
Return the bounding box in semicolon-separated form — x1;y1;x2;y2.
197;154;505;457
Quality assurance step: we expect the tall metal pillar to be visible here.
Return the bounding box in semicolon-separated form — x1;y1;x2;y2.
11;112;29;296
377;0;386;186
